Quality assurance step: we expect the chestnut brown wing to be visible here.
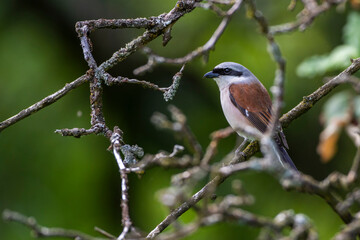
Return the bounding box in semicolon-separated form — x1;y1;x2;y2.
229;82;272;133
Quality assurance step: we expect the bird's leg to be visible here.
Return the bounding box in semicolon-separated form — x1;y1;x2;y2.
234;137;249;161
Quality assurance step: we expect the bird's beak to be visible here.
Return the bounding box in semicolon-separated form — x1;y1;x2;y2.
203;71;219;79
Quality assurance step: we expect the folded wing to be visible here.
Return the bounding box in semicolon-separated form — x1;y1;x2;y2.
229;82;297;170
229;82;272;134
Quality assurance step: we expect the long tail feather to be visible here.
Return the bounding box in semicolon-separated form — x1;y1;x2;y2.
277;144;298;171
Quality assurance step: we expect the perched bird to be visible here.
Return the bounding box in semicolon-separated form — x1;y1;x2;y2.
204;62;297;170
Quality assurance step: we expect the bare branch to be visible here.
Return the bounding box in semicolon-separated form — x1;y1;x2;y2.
2;210;105;240
151;105;203;162
219;156;356;224
103;73;165;92
110;127;133;240
76;18;159;32
134;0;243;75
244;0;286;138
195;2;228;16
146;175;223;239
89;75;112;138
333;218;360;240
270;0;346;34
94;227;116;239
3;1;360;240
162;64;185;101
76;25;97;69
280;58;360;129
102;65;186;102
146;137;261;239
200;126;234;166
208;0;236;4
337;189;360;214
97;1;200;73
134;145;193;171
55;127;98;138
54;123;110;138
0;73;91;133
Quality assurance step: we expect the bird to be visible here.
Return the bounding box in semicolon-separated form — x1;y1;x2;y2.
204;62;297;171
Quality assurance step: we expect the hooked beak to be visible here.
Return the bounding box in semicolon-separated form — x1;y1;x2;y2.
203;71;219;79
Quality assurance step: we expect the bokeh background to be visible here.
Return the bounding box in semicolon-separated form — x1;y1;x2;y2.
0;0;358;239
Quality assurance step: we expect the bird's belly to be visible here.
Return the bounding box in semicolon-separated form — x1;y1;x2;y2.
220;88;261;139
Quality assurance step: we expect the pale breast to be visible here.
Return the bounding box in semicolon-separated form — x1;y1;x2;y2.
220;88;261;139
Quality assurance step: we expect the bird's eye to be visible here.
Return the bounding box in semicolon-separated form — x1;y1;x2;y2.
224;68;231;74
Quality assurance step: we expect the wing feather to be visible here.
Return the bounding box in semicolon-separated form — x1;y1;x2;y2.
229;83;272;134
228;82;295;168
229;82;290;150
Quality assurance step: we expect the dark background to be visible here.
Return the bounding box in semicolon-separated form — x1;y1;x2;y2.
0;0;356;239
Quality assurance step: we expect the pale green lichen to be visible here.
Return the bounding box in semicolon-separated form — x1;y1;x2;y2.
163;65;184;102
163;77;180;101
120;144;144;166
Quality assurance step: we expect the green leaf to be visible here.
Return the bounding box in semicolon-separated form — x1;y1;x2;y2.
297;12;360;78
343;12;360;50
296;45;358;78
354;96;360;119
322;91;352;126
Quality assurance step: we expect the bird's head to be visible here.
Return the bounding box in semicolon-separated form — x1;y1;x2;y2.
204;62;256;89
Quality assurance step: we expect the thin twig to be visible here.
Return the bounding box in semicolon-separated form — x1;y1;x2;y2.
110;128;133;240
94;227;116;239
103;73;165;92
195;2;227;16
245;0;286;138
333;218;360;240
0;73;91;132
280;58;360;129
54;125;104;138
2;1;360;240
200;126;234;167
336;189;360;214
146;139;259;239
146;175;224;239
75;18;158;32
270;0;346;34
348;147;360;182
2;210;105;240
97;1;200;73
76;25;97;69
219;155;355;224
89;75;112;138
134;0;243;75
151;105;203;163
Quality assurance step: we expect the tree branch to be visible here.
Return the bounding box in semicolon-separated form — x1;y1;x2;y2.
2;1;360;240
270;0;346;34
134;0;243;75
0;73;91;133
145;58;360;238
2;210;105;240
280;58;360;129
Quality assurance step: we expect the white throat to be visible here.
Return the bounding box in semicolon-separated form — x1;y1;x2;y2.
214;75;253;90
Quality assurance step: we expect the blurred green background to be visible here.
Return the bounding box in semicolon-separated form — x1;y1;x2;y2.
0;0;358;239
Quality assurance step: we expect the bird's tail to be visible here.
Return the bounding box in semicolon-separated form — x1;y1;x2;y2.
277;144;298;171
